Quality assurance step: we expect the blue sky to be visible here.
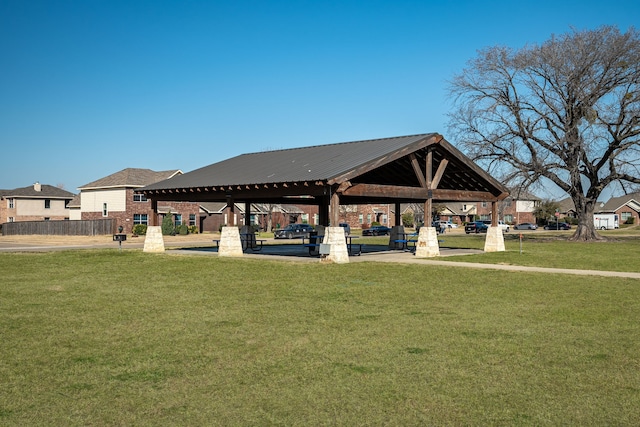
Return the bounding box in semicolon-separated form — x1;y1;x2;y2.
1;0;638;198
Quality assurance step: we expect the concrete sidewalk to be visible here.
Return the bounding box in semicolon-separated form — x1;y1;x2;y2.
172;245;640;279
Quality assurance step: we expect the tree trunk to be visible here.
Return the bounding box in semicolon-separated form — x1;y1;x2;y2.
568;196;605;241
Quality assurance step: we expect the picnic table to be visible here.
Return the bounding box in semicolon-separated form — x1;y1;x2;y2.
393;232;418;251
240;233;266;251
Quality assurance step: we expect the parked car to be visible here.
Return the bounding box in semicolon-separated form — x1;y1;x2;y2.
433;220;458;229
514;223;538;230
544;222;572;230
274;223;315;239
464;221;489;234
362;225;392;236
465;220;509;233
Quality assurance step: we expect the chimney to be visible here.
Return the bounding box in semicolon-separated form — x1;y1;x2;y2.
34;182;41;192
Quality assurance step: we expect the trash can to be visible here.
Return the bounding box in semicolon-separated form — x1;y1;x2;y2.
308;230;319;256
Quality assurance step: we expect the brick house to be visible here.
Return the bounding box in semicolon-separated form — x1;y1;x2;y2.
473;189;539;225
597;192;640;225
0;182;75;224
77;168;200;234
340;204;395;229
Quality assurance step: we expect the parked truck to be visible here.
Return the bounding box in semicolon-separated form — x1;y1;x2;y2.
594;213;619;230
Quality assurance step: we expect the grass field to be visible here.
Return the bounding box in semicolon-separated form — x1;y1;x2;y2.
435;233;640;272
2;246;640;425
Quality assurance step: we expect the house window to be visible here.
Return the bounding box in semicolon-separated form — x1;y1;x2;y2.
133;214;148;225
482;202;488;208
103;203;108;217
174;214;182;226
504;214;513;223
8;217;14;222
480;215;490;220
313;214;319;225
189;214;196;226
44;217;50;221
367;213;372;224
359;214;363;224
8;198;14;208
65;199;70;208
621;212;632;222
133;194;147;202
301;213;309;223
44;199;51;209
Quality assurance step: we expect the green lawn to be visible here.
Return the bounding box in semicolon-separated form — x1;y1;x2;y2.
2;249;640;425
434;232;640;272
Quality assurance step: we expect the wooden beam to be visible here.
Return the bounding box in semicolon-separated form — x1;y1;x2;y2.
330;192;340;225
431;159;449;190
425;150;433;226
491;201;498;226
336;181;351;193
410;153;427;188
342;183;503;201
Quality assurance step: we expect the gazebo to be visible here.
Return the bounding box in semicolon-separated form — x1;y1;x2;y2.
139;133;509;261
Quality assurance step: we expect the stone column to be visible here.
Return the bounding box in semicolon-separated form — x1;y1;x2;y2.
414;226;440;258
320;226;349;264
218;226;244;257
484;226;505;252
143;226;165;253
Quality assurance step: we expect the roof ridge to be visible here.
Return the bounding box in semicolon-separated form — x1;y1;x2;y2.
242;133;435;156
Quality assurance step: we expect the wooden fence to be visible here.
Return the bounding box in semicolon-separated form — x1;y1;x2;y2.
1;219;116;236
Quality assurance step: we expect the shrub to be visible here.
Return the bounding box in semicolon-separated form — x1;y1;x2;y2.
625;217;635;224
371;221;381;226
177;224;189;235
402;213;414;227
132;224;147;236
161;214;175;236
188;225;199;234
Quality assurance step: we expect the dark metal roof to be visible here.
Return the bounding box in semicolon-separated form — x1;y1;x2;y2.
143;134;434;190
140;133;509;204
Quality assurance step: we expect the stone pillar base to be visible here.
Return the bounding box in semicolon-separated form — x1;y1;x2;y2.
143;226;165;253
414;226;440;258
218;226;244;257
484;226;505;252
320;226;349;264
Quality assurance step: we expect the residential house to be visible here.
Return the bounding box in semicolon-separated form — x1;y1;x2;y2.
474;188;539;225
77;168;200;234
0;182;75;224
556;197;577;219
199;201;396;233
596;192;640;225
200;202;316;232
341;204;395;229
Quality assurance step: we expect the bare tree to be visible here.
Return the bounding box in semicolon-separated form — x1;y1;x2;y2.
449;26;640;241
